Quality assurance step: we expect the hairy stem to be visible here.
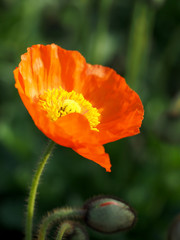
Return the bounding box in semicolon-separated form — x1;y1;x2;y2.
38;208;86;240
25;140;55;240
56;222;73;240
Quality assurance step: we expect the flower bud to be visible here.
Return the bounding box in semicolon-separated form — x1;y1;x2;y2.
83;196;136;233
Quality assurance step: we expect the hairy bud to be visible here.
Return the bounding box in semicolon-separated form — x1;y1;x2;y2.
83;196;136;233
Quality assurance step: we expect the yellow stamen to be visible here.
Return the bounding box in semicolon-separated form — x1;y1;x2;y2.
39;87;100;131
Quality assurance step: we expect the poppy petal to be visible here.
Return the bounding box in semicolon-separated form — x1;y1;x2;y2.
74;145;111;172
72;64;144;144
18;44;87;98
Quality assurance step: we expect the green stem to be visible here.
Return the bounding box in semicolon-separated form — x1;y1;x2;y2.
25;140;56;240
56;222;73;240
38;208;86;240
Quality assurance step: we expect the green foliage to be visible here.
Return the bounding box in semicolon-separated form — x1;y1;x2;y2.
0;0;180;239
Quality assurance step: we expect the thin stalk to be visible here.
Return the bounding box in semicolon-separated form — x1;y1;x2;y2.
56;222;73;240
25;140;55;240
38;208;86;240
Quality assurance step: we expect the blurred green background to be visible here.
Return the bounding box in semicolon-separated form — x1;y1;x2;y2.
0;0;180;239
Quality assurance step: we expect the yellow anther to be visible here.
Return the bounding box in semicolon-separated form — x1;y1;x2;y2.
61;99;81;115
39;87;100;131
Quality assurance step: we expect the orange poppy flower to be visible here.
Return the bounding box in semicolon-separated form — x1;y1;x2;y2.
14;44;144;172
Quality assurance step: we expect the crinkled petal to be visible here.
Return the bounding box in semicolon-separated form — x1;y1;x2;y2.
74;64;144;144
17;44;86;98
74;145;111;172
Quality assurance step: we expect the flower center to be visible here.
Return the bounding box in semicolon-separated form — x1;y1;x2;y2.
60;99;81;116
39;87;100;131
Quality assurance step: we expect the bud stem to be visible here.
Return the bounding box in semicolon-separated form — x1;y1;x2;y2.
38;208;86;240
25;140;55;240
56;222;73;240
